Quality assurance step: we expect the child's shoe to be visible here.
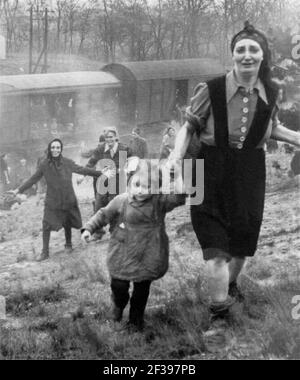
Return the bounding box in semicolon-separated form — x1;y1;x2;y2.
93;229;106;241
37;250;49;262
112;305;123;322
209;296;235;319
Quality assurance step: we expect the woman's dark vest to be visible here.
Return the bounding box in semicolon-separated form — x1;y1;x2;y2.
197;75;277;233
207;75;277;149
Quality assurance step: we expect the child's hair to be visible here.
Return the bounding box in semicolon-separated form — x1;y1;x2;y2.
127;158;163;194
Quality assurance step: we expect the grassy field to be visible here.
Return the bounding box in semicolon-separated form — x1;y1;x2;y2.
0;151;299;360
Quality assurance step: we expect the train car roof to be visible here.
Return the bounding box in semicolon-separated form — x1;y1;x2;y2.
0;71;121;95
101;58;225;81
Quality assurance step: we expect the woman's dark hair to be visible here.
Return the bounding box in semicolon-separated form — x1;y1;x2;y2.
164;126;175;136
231;21;278;95
47;138;63;161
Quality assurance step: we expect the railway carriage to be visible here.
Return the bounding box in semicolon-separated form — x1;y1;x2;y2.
0;71;121;157
101;58;224;127
0;58;224;160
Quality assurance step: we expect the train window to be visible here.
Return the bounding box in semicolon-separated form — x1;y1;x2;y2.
175;80;188;107
31;95;46;107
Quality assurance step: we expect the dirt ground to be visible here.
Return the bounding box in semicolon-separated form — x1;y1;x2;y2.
0;151;299;360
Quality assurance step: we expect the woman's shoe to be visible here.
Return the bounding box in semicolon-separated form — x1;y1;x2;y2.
64;244;73;253
125;320;144;333
37;250;49;262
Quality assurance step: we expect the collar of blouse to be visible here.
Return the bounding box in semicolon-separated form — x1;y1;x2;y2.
227;70;268;105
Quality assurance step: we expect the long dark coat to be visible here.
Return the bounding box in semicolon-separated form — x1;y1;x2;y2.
19;157;101;231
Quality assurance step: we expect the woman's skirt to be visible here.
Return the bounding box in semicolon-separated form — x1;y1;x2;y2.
191;144;266;260
43;204;82;231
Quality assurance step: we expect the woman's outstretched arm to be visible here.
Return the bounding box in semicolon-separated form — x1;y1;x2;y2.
70;160;102;177
16;166;44;194
271;124;300;148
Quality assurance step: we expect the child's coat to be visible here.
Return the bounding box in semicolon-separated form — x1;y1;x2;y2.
83;193;185;282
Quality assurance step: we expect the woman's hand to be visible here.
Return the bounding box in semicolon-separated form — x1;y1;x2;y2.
81;230;92;243
9;189;19;196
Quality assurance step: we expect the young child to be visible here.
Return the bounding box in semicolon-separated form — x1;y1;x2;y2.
81;158;185;331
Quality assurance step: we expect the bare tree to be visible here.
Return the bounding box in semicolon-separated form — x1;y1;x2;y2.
54;0;67;52
3;0;21;52
77;0;95;54
0;0;298;66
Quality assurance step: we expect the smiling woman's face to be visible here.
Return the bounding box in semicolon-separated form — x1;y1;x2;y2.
50;141;62;158
232;39;264;78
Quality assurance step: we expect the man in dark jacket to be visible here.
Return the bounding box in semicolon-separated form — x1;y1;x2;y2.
80;132;107;199
14;158;36;196
129;127;148;159
0;153;10;194
86;127;132;238
290;151;300;176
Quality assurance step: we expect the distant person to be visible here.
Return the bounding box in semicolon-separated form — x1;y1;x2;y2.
0;153;10;194
81;158;185;331
14;158;36;197
80;132;107;161
36;149;48;195
278;102;300;132
266;139;278;154
78;131;109;204
50;118;59;138
159;127;176;159
99;132;106;143
81;127;132;239
129;127;148;159
290;151;300;176
11;139;102;261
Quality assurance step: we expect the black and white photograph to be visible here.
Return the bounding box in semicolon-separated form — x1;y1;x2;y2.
0;0;299;362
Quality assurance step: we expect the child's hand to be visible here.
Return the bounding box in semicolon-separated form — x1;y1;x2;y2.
81;230;92;243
